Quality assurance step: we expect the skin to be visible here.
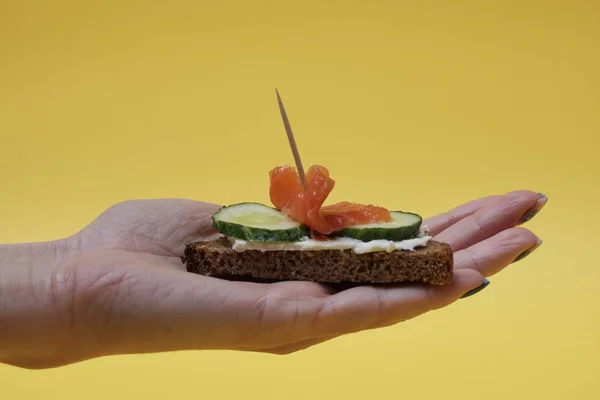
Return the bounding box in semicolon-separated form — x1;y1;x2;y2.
0;190;546;369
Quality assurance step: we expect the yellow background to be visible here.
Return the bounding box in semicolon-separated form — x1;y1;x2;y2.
1;1;598;399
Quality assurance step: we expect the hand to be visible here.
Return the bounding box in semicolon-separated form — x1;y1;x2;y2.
0;191;546;368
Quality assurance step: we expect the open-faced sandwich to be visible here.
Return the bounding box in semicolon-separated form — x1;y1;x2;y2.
182;164;453;285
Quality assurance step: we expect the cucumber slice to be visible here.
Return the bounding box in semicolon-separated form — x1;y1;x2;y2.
212;202;309;242
329;211;423;242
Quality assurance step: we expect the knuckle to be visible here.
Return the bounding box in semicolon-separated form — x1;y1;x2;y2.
463;247;483;273
424;279;465;313
441;213;458;229
360;288;394;330
500;191;540;213
311;298;336;329
471;212;488;236
252;291;270;325
372;289;389;328
239;290;282;346
497;227;538;249
424;285;447;311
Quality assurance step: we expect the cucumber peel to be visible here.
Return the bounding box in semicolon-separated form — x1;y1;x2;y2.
212;202;309;242
212;203;423;243
328;211;423;241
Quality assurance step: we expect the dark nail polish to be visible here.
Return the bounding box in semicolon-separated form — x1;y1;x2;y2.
460;278;490;299
512;238;543;263
520;209;540;224
518;193;548;224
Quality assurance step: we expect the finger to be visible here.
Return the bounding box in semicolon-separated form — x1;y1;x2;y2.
454;227;543;277
268;280;336;298
434;190;545;252
308;269;485;338
424;195;502;236
255;336;337;355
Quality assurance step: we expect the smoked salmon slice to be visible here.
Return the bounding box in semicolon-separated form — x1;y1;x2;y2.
269;165;392;235
321;201;392;231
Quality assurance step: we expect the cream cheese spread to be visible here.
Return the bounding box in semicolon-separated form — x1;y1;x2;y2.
228;227;432;254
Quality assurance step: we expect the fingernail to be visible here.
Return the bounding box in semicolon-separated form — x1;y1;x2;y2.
518;193;548;224
512;238;544;263
460;278;490;299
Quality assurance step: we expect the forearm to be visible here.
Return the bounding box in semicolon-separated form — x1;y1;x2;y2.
0;239;75;368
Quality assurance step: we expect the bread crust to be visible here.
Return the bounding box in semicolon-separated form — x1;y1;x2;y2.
182;237;453;285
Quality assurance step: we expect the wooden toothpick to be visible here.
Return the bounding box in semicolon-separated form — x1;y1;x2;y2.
276;89;307;190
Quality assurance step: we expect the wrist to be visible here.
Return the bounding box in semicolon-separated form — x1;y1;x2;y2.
0;238;77;368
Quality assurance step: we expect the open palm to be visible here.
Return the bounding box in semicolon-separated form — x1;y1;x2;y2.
64;191;545;361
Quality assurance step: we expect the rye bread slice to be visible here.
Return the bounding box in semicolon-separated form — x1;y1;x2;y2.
182;237;453;285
